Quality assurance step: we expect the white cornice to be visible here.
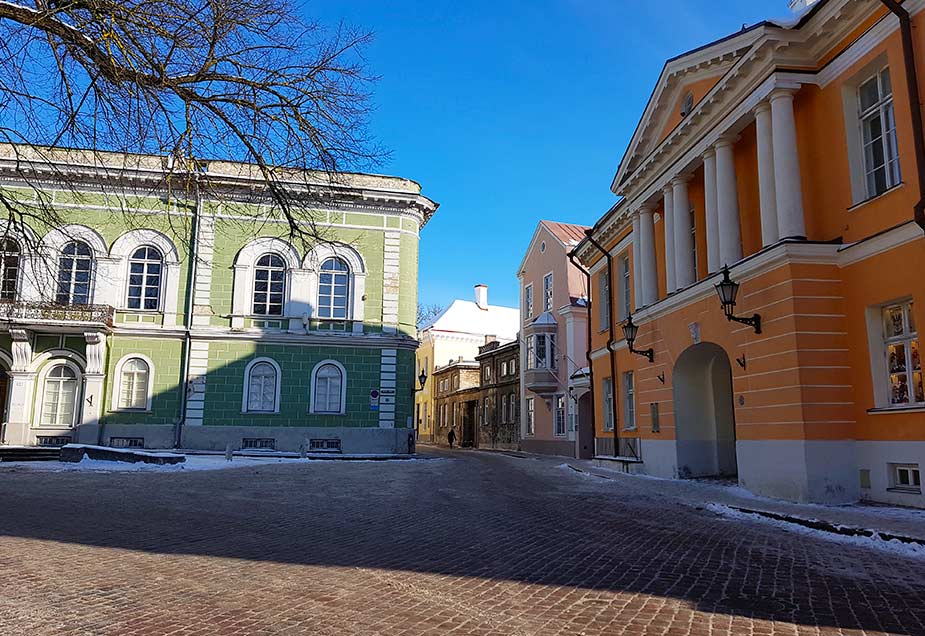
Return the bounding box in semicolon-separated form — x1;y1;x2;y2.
838;221;924;266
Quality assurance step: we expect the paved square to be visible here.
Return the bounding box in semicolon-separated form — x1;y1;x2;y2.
1;450;924;635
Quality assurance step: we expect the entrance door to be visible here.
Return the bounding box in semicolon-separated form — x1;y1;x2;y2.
462;401;476;447
576;393;594;459
672;342;737;478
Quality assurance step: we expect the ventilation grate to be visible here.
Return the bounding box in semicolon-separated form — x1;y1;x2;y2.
242;437;276;450
110;437;145;449
309;438;342;452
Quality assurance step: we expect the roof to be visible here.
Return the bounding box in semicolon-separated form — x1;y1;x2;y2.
419;299;520;342
540;220;591;247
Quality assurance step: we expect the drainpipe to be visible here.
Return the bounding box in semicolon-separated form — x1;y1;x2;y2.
568;249;596;459
880;0;925;234
585;231;621;459
174;174;202;448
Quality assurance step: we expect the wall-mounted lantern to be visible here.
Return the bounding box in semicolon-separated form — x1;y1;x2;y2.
621;314;654;363
714;265;762;334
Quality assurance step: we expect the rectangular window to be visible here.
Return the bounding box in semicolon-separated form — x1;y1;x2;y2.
554;395;566;437
543;273;554;312
597;271;610;331
527;336;536;370
690;208;698;280
891;463;921;492
526;397;535;436
623;371;636;430
651;402;660;433
549;334;557;369
602;377;614;432
619;255;631;321
883;301;923;405
860;67;900;198
500;361;507;377
524;284;534;320
454;375;459;390
535;334;547;368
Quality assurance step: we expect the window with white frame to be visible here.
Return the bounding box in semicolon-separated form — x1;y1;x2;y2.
311;362;344;414
690;208;698;280
883;301;923;405
622;371;636;430
245;360;279;413
1;238;20;300
317;257;350;321
597;271;610;331
619;255;630;321
524;284;533;320
118;358;150;410
56;241;93;305
602;377;614;432
127;245;163;310
859;67;900;198
528;334;557;370
554;395;566;437
252;253;286;316
525;397;535;436
891;463;921;492
543;273;553;312
41;364;79;427
482;365;491;384
500;360;507;377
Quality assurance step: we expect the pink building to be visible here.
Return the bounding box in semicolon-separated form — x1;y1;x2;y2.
517;221;594;458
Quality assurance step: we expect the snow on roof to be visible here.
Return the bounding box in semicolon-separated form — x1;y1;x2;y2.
420;299;519;341
541;220;591;247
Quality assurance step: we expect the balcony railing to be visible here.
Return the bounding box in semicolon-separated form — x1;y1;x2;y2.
0;300;114;327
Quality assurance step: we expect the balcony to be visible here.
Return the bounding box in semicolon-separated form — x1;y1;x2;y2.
0;300;115;329
523;365;559;396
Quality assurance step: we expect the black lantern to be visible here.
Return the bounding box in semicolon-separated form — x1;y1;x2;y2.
714;265;761;334
621;314;654;363
415;368;428;392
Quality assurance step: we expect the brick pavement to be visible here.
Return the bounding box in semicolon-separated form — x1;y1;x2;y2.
0;449;924;635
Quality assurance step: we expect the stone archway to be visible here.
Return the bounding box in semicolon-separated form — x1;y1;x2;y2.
672;342;737;479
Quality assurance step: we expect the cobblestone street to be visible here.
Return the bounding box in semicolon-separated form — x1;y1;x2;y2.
1;449;924;636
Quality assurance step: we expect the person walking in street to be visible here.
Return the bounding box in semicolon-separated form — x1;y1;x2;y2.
447;427;456;449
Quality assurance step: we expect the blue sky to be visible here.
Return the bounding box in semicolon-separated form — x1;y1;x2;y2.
310;0;789;309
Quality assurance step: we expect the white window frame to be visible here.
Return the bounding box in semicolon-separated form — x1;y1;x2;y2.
0;237;20;301
251;253;287;317
618;254;630;321
554;394;567;437
112;354;155;412
309;359;347;415
316;256;352;325
623;371;636;430
242;357;282;414
597;271;610;332
525;397;535;436
35;360;82;429
126;245;164;312
689;208;698;281
881;301;923;407
543;271;554;313
891;463;921;492
859;67;900;199
524;283;534;321
56;240;95;306
108;229;181;324
602;377;614;432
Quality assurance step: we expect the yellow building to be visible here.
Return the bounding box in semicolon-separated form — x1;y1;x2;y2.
575;0;924;506
415;285;518;443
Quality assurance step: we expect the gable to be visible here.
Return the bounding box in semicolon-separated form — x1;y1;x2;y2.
656;74;726;145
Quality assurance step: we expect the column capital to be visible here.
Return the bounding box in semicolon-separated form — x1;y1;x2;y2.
702;147;716;160
670;174;692;187
769;87;797;102
754;100;772;116
661;183;674;196
714;134;740;149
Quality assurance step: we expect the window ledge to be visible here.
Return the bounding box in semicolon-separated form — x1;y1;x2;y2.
111;408;152;414
847;182;904;212
886;487;922;495
867;405;925;415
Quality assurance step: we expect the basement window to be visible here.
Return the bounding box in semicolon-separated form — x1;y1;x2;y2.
889;463;921;494
36;436;71;447
309;438;342;452
242;437;276;450
109;437;144;449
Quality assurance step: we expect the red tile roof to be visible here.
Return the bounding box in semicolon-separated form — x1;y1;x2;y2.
541;220;591;246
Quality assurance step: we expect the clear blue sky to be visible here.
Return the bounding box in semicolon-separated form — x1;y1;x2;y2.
310;0;789;309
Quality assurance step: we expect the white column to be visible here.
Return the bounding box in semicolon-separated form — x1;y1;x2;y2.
662;185;676;294
770;89;807;239
702;149;720;273
714;137;743;266
78;332;107;444
672;176;694;289
4;329;34;445
755;102;780;246
639;207;658;306
632;212;643;310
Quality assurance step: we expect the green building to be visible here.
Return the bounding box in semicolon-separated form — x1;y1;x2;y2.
0;146;437;454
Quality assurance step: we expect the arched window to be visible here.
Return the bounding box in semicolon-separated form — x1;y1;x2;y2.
253;254;286;316
245;360;279;413
41;365;79;426
56;241;93;305
127;246;163;310
0;238;19;300
311;362;344;414
317;257;349;320
118;358;150;410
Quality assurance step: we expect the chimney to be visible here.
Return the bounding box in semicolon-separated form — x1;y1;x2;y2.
485;334;497;344
474;284;488;310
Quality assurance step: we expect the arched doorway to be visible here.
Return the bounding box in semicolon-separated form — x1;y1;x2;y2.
672;342;737;478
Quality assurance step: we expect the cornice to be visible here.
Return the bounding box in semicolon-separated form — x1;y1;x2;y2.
111;326;420;350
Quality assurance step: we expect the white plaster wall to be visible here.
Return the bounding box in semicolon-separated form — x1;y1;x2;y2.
857;440;925;509
639;439;678;478
737;440;858;504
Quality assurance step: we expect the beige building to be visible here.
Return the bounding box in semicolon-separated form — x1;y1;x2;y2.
415;285;518;442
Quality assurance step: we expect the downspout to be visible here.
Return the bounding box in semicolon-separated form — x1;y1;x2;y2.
568;249;596;458
880;0;925;233
174;174;202;448
585;231;621;459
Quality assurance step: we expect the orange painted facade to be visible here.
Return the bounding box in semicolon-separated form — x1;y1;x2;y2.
578;0;925;505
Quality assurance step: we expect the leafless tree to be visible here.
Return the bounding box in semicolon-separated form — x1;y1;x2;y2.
417;303;444;328
0;0;382;254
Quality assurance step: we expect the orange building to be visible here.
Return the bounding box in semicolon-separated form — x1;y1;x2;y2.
575;0;925;506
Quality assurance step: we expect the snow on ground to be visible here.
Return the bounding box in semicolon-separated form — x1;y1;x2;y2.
0;455;304;473
706;502;925;560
